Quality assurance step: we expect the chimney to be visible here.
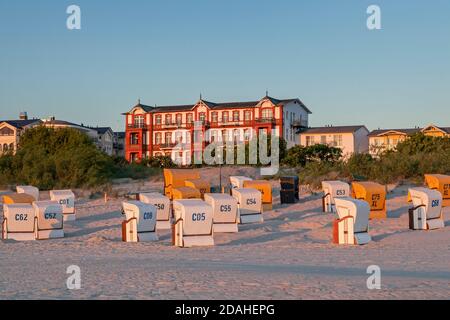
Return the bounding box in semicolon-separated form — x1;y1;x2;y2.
19;112;28;120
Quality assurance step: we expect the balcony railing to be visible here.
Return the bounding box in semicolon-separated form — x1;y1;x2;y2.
255;117;276;124
210;120;253;128
127;124;148;129
153;142;191;150
128;144;147;151
291;120;308;128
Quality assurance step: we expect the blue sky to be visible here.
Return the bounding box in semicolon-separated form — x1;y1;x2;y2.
0;0;449;131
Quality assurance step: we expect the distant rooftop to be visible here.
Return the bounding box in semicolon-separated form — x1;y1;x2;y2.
0;119;41;129
300;125;367;134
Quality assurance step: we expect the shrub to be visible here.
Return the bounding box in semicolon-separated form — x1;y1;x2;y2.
282;144;342;167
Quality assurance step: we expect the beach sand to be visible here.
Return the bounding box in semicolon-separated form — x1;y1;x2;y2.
0;168;449;300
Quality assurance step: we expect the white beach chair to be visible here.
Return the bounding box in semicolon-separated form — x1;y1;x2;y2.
33;201;64;240
204;193;239;233
139;193;171;230
321;180;350;213
408;187;444;230
334;197;371;245
50;190;76;221
121;201;158;242
16;186;39;202
231;188;263;224
2;204;36;241
229;176;253;189
172;199;214;248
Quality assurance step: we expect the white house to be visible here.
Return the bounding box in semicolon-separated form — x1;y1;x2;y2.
299;125;369;157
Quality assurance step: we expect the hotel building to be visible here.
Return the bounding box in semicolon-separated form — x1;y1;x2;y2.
123;96;312;164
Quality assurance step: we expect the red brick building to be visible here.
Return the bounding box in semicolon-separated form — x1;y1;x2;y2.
123;96;311;164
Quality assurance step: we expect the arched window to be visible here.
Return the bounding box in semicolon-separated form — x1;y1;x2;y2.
3;143;8;151
0;144;2;152
9;143;14;151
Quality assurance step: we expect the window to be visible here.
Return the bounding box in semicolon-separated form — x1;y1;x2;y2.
155;115;162;125
199;112;206;122
305;136;315;146
187;113;193;124
165;114;172;125
186;132;191;144
233;129;240;142
2;144;7;151
233;111;240;122
0;127;14;136
244;110;252;122
175;132;182;143
176;114;182;125
155;133;162;144
261;108;273;119
130;153;139;163
130;133;139;145
134;115;144;128
321;135;327;145
244;129;251;141
165;132;172;144
333;135;343;147
211;112;218;123
222;111;229;123
222;130;228;142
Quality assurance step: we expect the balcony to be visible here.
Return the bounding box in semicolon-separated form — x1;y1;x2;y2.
128;144;147;151
210;120;253;128
255;117;276;125
291;120;308;128
127;124;149;129
153;122;207;130
154;142;191;150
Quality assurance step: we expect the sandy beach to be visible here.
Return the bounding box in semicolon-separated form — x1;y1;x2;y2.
0;169;449;300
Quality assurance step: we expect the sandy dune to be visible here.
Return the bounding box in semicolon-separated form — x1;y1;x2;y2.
0;170;449;300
